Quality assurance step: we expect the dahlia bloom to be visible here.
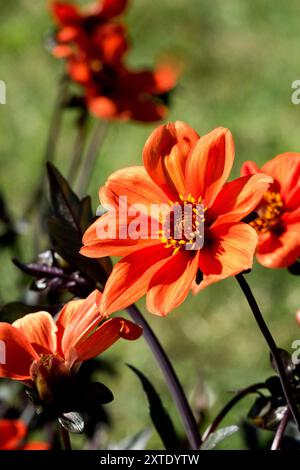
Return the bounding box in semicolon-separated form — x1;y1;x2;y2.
85;63;179;122
241;153;300;268
0;290;141;404
81;122;272;316
0;420;49;450
51;0;128;66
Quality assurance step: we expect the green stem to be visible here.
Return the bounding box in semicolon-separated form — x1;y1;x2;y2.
76;120;109;196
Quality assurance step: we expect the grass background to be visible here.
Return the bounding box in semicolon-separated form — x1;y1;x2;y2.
1;0;300;449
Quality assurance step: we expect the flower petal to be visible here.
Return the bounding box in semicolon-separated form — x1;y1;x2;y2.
186;127;235;207
81;211;160;258
146;251;199;316
240;160;260;176
99;166;168;210
196;223;258;290
52;2;81;25
209;173;273;225
75;317;142;362
0;324;38;380
61;290;104;360
0;420;27;450
256;223;300;268
142;121;199;200
13;312;57;356
21;442;50;450
100;0;128;19
101;243;172;315
261;153;300;200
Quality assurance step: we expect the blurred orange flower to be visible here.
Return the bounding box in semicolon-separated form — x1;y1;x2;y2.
81;122;272;316
50;1;179;122
51;0;128;65
0;290;141;402
85;63;179;122
0;420;49;450
241;153;300;268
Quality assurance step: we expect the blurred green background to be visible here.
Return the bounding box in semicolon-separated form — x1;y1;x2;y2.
1;0;300;449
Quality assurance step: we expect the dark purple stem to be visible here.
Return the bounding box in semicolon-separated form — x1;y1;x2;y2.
236;273;300;431
202;383;265;441
61;426;72;450
127;304;201;450
271;408;291;450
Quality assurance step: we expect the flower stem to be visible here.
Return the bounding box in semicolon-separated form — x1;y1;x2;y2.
76;120;109;196
25;75;68;217
271;408;291;450
202;383;265;441
61;426;72;450
127;304;202;450
67;110;89;182
236;273;300;431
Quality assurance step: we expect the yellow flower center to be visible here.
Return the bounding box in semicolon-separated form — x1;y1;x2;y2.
251;191;283;234
159;194;206;255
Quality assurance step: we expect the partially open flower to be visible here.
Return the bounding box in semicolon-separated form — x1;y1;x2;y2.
0;290;142;410
0;419;49;450
241;153;300;268
81;122;272;316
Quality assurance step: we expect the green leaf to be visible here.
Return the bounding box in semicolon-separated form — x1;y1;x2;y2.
201;425;239;450
128;364;179;450
109;429;152;450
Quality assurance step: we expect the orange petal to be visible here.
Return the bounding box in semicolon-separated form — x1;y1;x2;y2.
81;211;160;258
100;0;128;19
99;166;168;210
261;153;300;200
21;442;50;450
0;420;27;450
61;290;104;361
186;127;234;207
142;121;199;200
51;2;81;25
284;179;300;212
75;317;142;362
146;251;199;316
196;223;258;291
101;243;172;315
240;160;260;176
256;223;300;268
55;299;85;355
209;173;273;225
0;324;38;380
13;312;57;356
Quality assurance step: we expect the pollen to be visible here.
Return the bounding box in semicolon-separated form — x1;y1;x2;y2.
251;191;283;234
159;195;206;254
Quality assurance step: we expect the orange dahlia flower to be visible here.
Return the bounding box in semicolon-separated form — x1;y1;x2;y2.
84;63;179;122
0;290;141;403
81;122;272;316
0;420;49;450
51;0;128;66
241;153;300;268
